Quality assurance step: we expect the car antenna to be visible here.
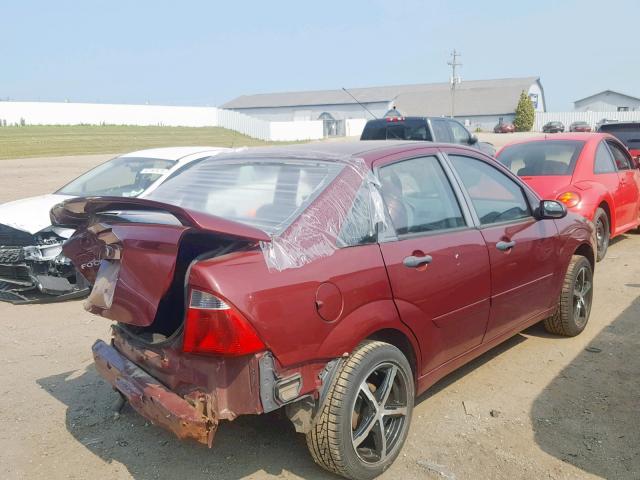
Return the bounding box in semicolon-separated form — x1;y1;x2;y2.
342;87;378;119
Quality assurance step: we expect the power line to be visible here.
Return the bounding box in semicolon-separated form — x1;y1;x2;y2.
447;49;462;118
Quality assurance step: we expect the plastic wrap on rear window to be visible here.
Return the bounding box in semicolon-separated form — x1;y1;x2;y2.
147;151;387;271
259;155;387;271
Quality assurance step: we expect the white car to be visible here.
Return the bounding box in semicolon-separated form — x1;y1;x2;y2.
0;146;230;303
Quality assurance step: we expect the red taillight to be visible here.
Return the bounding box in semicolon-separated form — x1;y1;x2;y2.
385;116;405;122
557;191;581;208
183;289;265;356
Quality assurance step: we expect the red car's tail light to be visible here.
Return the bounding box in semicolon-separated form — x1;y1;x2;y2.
183;289;265;356
557;191;581;208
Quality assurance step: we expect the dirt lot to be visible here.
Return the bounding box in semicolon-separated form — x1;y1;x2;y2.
1;152;639;480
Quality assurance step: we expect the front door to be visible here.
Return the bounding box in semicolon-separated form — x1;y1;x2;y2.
375;152;491;375
447;152;561;341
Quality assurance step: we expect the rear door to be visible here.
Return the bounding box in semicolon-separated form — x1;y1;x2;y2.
375;148;491;375
606;139;640;230
445;150;561;341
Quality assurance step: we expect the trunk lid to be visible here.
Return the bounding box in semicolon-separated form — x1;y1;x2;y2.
517;175;573;199
55;197;269;328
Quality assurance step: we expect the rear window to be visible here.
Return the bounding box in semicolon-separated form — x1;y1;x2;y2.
360;119;433;141
497;141;585;176
147;159;344;234
598;123;640;148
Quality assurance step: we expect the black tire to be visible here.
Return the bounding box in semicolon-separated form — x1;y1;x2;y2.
543;255;593;337
594;208;610;262
306;341;414;480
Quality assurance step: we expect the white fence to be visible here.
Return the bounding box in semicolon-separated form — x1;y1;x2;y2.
0;101;325;142
535;111;640;131
345;118;368;137
0;101;218;127
216;108;270;140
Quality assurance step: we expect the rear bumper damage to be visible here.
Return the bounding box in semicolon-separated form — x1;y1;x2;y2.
93;340;218;446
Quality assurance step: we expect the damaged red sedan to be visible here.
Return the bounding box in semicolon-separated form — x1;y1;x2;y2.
53;142;596;480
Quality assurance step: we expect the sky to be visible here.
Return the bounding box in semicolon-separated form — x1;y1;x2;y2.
1;0;638;111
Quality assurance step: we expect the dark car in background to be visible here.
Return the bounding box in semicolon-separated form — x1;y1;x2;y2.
55;141;595;480
542;121;565;133
597;121;640;160
360;116;496;156
494;121;515;133
569;121;592;132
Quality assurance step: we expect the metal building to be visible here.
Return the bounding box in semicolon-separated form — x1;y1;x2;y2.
222;77;546;132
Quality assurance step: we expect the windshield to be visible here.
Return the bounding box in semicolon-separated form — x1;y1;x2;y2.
361;119;433;141
57;157;174;197
599;124;640;147
147;159;344;234
498;141;585;176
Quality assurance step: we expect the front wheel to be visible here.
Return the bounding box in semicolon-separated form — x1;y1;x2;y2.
543;255;593;337
306;341;414;480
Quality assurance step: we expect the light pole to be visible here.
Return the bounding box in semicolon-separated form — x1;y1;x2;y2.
448;49;462;118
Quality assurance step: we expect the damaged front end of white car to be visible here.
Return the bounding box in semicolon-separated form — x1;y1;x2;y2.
0;224;89;303
0;195;90;304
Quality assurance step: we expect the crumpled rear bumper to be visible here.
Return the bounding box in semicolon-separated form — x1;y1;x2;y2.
92;339;218;446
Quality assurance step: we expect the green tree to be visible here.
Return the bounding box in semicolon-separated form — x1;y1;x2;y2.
513;90;535;132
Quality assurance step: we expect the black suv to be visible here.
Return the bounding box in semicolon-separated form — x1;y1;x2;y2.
360;116;496;156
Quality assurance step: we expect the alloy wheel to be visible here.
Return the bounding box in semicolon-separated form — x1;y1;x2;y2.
573;266;592;329
596;218;606;252
350;362;409;466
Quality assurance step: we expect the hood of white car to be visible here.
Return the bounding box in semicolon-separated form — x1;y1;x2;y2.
0;194;74;235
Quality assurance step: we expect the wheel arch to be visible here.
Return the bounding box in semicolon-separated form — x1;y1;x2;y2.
574;242;595;272
597;199;614;234
315;300;421;382
367;328;418;379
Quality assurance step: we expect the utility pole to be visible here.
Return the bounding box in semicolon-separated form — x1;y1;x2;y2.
448;49;462;118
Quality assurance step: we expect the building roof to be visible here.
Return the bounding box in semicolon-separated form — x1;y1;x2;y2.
574;90;640;104
221;77;541;116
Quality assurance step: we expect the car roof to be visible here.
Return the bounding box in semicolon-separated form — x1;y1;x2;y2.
598;121;640;128
211;140;488;168
504;132;609;145
119;146;229;161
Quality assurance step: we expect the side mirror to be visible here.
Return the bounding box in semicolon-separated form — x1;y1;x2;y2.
537;200;567;219
469;134;478;145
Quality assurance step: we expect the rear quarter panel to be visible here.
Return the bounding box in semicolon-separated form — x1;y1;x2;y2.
189;244;419;372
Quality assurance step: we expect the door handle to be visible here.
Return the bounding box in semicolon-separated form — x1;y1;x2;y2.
496;240;516;251
403;255;433;268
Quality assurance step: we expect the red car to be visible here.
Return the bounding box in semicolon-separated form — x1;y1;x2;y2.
497;133;640;260
569;121;592;133
494;121;515;133
53;142;595;480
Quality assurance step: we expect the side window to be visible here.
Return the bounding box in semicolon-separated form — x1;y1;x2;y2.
337;183;377;247
449;155;531;225
448;120;471;144
607;141;632;170
594;141;617;174
431;119;452;142
378;156;466;236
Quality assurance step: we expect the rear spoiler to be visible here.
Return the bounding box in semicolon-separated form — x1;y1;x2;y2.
50;196;271;243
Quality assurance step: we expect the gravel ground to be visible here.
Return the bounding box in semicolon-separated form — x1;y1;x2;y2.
0;152;638;480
